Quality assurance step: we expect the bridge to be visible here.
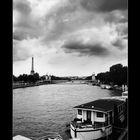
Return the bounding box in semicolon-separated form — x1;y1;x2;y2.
51;80;93;84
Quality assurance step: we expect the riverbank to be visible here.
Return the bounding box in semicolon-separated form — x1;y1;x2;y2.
13;80;72;89
13;81;126;92
13;81;51;89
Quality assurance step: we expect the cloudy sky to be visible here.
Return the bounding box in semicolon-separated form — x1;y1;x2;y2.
13;0;128;76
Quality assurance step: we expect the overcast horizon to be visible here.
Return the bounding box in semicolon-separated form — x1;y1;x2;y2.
13;0;128;77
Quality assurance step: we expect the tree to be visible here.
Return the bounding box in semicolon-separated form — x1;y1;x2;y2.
33;73;40;81
40;76;46;81
15;73;40;83
27;73;40;83
110;64;123;73
96;63;128;86
109;64;127;86
27;75;34;83
96;72;111;84
13;75;18;82
85;76;92;80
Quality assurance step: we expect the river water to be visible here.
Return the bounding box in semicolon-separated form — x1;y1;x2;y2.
13;83;121;140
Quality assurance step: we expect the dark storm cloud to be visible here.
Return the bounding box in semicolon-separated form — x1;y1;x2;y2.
41;1;81;42
13;0;43;41
99;0;127;12
80;0;127;12
13;32;22;41
112;38;126;50
13;0;31;15
62;41;109;56
104;10;128;24
13;28;40;41
13;32;29;41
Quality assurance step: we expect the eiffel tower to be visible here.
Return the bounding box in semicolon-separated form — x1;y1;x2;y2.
30;57;35;75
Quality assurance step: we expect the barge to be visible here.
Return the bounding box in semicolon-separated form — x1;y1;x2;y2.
70;97;127;140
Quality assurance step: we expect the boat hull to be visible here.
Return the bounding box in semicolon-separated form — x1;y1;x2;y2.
70;124;112;140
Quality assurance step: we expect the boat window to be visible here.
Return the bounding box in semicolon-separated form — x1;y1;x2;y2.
78;109;82;115
118;106;122;113
97;112;103;118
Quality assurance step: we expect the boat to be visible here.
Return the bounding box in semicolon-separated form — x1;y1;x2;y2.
70;98;126;140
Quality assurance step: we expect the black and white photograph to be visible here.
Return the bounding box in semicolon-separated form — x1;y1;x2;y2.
13;0;128;140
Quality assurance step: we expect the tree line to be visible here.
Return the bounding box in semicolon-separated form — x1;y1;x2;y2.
13;73;40;83
96;64;127;86
13;73;71;83
85;63;127;86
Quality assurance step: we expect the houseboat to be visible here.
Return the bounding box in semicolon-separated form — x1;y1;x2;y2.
70;98;126;140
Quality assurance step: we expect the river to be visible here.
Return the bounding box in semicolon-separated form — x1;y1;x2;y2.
13;83;121;140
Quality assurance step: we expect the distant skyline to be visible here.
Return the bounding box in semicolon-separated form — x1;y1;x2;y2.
13;56;127;76
13;0;128;76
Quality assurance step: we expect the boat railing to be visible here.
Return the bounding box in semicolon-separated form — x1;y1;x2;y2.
71;121;107;129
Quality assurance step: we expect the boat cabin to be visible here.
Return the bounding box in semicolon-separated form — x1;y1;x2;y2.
73;98;126;127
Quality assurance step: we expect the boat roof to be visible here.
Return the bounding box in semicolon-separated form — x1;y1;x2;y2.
74;98;124;112
13;135;32;140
